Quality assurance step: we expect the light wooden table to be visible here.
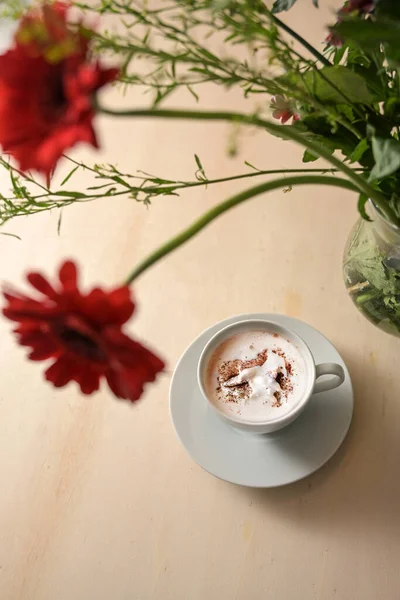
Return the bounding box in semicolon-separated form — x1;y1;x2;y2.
1;2;400;599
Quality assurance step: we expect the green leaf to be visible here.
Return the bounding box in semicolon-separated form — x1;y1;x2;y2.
358;193;372;221
332;45;347;65
60;165;79;186
302;149;319;163
303;66;377;104
335;18;400;65
57;211;63;235
335;19;398;50
292;117;356;159
194;154;204;171
194;154;207;180
337;104;354;122
53;190;87;199
312;0;318;6
369;136;400;181
349;138;369;163
271;0;298;12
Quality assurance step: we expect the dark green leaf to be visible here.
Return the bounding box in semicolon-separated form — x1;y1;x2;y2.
369;136;400;181
194;154;204;171
349;138;369;163
244;161;262;172
384;98;400;121
53;190;87;198
358;193;372;221
271;0;298;13
312;0;318;6
375;0;400;21
109;175;129;187
293;116;356;158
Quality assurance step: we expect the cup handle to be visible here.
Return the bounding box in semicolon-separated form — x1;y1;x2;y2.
313;363;345;395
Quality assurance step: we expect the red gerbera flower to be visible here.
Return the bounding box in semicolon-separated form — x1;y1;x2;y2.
3;261;164;401
0;2;119;179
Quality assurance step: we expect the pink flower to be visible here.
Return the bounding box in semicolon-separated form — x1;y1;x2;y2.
270;95;299;124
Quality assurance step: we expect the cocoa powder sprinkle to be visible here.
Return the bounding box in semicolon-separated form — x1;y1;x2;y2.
216;348;295;406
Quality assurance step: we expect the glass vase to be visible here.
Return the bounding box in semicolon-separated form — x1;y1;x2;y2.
343;202;400;337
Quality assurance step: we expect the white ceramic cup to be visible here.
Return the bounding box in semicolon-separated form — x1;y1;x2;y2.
197;319;345;434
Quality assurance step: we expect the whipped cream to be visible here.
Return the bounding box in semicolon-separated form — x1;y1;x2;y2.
233;351;287;402
205;330;307;423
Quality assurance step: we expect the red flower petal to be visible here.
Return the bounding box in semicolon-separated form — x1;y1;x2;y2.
108;287;135;325
3;301;61;322
17;330;54;348
104;329;164;371
29;345;60;361
105;367;145;402
82;286;135;327
45;356;75;388
77;367;101;395
59;260;78;292
27;272;58;299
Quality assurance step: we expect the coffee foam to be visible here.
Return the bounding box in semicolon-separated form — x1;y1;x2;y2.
205;330;307;423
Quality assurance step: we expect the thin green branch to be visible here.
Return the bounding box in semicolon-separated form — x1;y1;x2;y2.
125;175;358;283
96;105;395;223
265;9;331;67
1;152;365;224
0;166;356;203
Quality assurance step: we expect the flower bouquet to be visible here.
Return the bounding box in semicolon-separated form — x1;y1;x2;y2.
1;0;400;403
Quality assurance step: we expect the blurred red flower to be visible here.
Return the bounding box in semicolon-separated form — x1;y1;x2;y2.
325;31;344;48
347;0;374;12
3;261;164;401
0;2;118;179
326;0;375;46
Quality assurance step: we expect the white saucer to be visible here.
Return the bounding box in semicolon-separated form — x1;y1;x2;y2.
169;313;353;488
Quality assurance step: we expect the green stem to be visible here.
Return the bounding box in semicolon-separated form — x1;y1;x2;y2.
144;166;366;193
264;9;331;67
2;167;361;204
97;105;396;223
125;175;357;283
